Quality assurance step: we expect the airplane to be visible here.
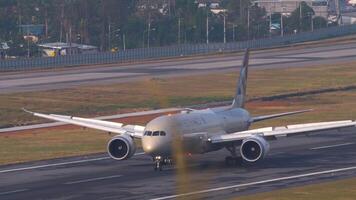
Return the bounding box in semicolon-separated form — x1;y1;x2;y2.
24;49;356;171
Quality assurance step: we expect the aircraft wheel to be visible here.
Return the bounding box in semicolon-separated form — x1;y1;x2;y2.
154;161;163;171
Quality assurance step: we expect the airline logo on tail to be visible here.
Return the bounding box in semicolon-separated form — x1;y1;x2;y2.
232;49;249;108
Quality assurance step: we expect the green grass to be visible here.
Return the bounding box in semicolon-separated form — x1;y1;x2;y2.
0;129;111;164
1;62;356;128
0;62;356;165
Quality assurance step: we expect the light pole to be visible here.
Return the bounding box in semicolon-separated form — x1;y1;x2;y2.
178;18;181;44
108;23;111;50
223;14;226;43
269;14;272;37
299;1;302;31
280;6;286;37
206;14;209;44
27;27;30;58
123;34;126;50
148;21;151;48
280;12;284;36
247;7;250;40
143;27;155;48
308;12;314;31
232;24;237;42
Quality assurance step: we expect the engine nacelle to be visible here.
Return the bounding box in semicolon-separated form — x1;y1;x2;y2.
240;135;270;163
107;134;136;160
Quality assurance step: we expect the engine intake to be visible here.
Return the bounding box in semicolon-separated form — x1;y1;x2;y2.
107;134;136;160
240;135;270;163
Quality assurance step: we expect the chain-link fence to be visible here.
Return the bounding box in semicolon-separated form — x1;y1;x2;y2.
1;24;356;72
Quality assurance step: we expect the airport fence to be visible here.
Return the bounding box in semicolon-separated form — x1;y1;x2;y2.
2;24;356;72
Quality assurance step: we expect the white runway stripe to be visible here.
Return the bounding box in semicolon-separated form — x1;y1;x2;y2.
0;152;144;174
151;165;356;200
0;189;28;196
64;175;123;185
310;142;355;150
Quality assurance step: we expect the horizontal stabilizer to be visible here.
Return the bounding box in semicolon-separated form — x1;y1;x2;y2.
250;109;313;123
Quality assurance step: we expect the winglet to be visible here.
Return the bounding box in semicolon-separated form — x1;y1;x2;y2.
231;49;250;108
22;108;35;115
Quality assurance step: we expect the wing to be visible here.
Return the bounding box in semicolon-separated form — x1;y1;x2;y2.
23;109;145;139
210;120;356;144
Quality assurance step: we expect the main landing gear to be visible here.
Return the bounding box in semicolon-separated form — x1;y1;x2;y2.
153;156;173;171
225;145;243;166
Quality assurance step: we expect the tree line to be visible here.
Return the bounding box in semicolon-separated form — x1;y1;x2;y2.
0;0;328;57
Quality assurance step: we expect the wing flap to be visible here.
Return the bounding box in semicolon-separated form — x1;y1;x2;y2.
210;120;356;144
23;109;145;138
51;114;124;129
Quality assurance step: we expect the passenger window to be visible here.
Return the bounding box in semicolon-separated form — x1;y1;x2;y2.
160;131;166;136
152;131;160;136
146;131;152;136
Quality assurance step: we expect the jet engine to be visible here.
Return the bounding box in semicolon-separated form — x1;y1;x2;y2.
240;135;270;163
107;134;136;160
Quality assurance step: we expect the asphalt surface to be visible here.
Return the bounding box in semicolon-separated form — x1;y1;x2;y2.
2;40;356;94
1;128;356;200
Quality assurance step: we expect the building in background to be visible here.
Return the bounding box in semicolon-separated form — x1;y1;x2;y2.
137;0;176;15
196;0;223;8
342;12;356;24
37;42;98;57
256;0;329;18
0;42;9;59
347;0;356;6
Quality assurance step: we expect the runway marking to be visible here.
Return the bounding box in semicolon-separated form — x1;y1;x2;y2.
0;189;28;196
310;142;355;150
0;152;145;174
64;175;123;185
150;165;356;200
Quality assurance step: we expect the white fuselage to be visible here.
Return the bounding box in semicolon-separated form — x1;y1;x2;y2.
141;106;251;157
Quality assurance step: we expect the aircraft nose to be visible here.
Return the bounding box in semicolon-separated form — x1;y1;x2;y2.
142;136;170;156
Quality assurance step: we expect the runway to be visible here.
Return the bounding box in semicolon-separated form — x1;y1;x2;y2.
2;40;356;94
1;129;356;200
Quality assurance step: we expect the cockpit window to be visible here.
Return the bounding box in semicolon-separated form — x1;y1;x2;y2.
145;131;166;136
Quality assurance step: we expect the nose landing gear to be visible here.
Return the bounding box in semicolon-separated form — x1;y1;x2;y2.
153;156;173;171
154;156;163;171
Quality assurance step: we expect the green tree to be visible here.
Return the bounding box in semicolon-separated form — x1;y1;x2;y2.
284;1;315;34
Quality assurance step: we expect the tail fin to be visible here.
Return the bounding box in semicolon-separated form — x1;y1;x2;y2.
231;49;250;108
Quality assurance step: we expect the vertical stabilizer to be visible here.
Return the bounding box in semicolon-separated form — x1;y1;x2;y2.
231;49;249;108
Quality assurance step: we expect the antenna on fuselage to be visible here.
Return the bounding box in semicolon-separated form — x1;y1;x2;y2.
231;49;249;108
